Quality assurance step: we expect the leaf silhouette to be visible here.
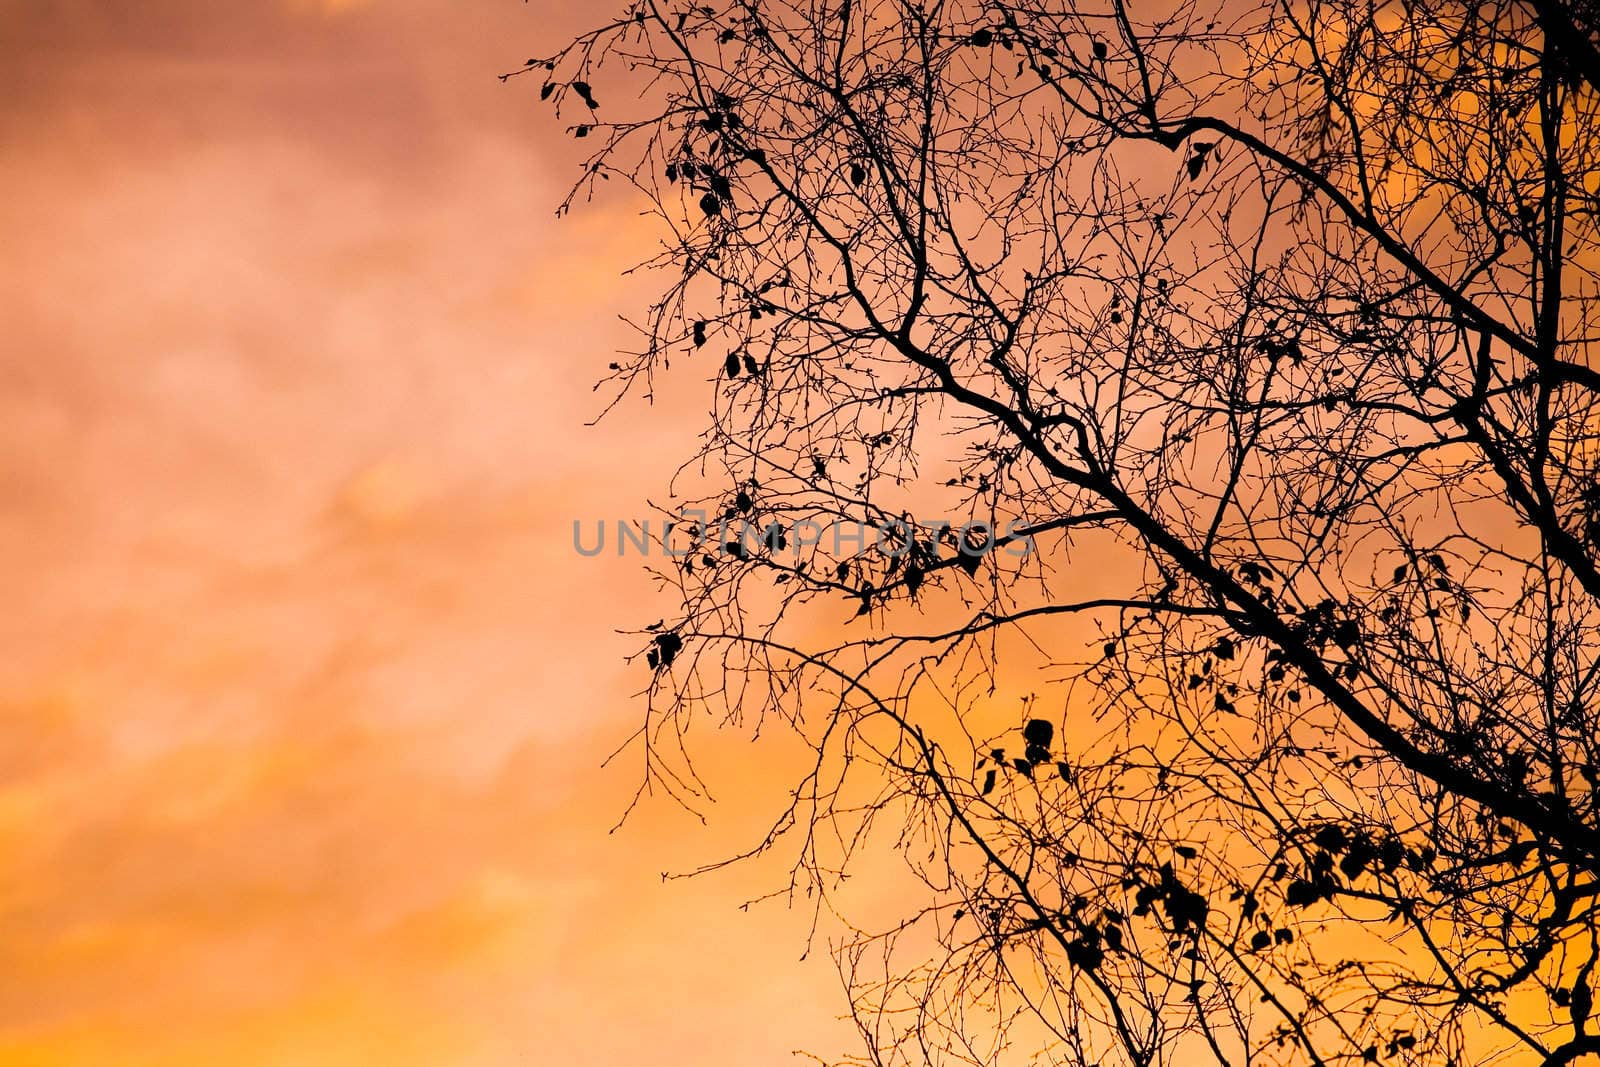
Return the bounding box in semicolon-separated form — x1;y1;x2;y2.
1285;879;1323;908
1313;825;1347;851
1573;977;1592;1027
1162;885;1209;933
1023;718;1054;750
1066;937;1103;971
653;631;683;668
904;564;923;596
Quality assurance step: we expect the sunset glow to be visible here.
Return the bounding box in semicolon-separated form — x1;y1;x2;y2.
0;2;850;1063
11;1;1600;1064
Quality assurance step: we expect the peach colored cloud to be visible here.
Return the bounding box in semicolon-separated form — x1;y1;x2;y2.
0;2;852;1064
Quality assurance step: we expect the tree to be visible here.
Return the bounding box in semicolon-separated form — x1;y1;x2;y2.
520;0;1600;1063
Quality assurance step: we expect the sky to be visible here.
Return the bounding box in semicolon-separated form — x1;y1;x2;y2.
0;2;857;1063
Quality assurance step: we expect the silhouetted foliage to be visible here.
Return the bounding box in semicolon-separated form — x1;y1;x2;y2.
522;0;1600;1064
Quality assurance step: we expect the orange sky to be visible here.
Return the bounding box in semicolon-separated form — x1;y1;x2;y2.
0;2;857;1063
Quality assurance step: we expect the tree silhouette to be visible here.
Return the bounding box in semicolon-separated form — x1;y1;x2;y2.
521;1;1600;1064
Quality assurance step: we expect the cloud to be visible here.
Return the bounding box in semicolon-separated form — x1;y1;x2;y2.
0;2;858;1064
